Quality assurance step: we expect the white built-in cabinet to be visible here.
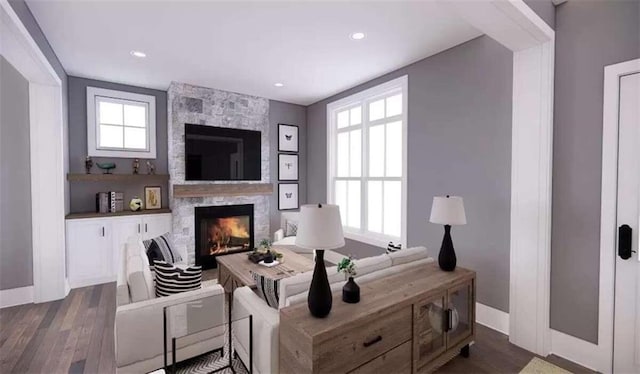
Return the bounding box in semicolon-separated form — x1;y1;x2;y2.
66;213;172;288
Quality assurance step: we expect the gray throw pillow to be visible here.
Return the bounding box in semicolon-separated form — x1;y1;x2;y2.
285;221;298;237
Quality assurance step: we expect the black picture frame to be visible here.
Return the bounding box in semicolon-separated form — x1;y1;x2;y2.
278;154;299;181
278;183;299;210
278;123;299;153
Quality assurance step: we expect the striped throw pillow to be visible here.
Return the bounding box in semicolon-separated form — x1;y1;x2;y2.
153;261;202;297
252;272;280;309
143;233;182;271
387;242;402;254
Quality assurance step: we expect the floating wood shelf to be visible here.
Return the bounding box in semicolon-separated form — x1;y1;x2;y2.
173;183;273;198
66;208;172;220
67;173;170;182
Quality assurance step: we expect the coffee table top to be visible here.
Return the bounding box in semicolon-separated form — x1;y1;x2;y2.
217;247;314;289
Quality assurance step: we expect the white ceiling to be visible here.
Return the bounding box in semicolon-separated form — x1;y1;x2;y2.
26;1;482;105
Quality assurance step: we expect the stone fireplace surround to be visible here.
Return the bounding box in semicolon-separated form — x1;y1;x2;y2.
168;82;271;265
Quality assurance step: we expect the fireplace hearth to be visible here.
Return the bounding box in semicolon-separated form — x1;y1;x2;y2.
195;204;254;269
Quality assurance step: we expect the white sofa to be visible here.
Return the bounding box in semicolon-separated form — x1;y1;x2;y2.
272;212;300;248
231;246;433;374
115;239;226;373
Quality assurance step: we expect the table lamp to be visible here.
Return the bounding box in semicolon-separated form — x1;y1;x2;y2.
296;204;345;318
430;195;466;271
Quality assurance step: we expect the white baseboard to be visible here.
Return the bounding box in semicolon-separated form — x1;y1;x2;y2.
476;302;510;335
550;329;608;373
0;285;34;308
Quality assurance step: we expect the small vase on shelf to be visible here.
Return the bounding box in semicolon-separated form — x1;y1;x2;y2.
342;277;360;303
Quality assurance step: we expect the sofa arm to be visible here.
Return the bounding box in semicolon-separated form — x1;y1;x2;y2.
232;287;279;374
273;229;285;242
115;282;225;369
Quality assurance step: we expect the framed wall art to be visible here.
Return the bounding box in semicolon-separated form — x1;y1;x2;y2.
278;154;299;181
278;183;299;210
278;123;299;153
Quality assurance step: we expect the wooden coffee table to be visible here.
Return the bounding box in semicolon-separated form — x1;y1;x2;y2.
217;247;314;294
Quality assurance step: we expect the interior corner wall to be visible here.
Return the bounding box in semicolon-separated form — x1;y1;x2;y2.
306;35;513;313
67;76;169;213
0;56;33;290
268;100;307;234
550;0;640;343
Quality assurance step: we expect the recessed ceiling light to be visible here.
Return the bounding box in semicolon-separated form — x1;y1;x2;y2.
350;32;365;40
274;83;284;87
130;50;147;58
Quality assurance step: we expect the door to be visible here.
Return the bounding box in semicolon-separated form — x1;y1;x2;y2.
446;280;474;349
66;219;112;288
112;217;142;284
141;213;172;240
614;70;640;373
413;291;447;369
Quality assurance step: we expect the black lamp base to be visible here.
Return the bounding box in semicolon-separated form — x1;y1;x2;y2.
438;225;457;271
308;249;332;318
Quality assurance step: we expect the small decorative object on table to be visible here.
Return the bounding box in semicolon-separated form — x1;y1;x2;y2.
430;195;467;271
96;162;116;174
84;156;93;174
337;255;359;303
132;158;140;174
248;239;284;264
146;160;155;175
144;186;162;209
129;197;143;211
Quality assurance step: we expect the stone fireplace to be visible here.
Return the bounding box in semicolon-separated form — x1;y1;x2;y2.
168;82;270;265
195;204;254;269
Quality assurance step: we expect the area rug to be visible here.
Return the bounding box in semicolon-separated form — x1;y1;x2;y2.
520;357;572;374
174;349;248;374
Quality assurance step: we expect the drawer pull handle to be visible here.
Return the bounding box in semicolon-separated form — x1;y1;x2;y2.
363;335;382;347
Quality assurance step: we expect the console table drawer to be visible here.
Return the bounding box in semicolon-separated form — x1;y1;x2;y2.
317;306;412;373
349;340;412;374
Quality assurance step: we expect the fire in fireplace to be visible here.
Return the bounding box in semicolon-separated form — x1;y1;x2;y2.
195;204;254;269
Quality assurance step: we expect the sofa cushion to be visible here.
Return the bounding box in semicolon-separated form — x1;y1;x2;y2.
353;254;392;277
388;246;429;266
357;258;434;284
252;272;280;309
154;261;202;297
143;232;182;270
278;265;343;309
285;220;298;237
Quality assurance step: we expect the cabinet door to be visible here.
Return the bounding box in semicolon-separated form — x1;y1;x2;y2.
446;279;474;348
413;291;447;369
66;220;112;288
141;214;172;240
112;217;142;285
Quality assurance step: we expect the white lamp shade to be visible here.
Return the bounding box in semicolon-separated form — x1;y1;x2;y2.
430;196;467;225
295;204;345;250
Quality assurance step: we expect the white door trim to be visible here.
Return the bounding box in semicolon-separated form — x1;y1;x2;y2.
447;0;554;356
599;58;640;373
1;0;68;303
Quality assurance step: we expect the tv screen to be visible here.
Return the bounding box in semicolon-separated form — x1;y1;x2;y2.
185;124;261;181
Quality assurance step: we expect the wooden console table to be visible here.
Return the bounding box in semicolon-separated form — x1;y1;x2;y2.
279;263;476;373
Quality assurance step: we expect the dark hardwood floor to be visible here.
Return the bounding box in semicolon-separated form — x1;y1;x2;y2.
1;283;596;374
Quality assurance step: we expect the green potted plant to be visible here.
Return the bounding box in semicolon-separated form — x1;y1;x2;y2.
337;256;359;303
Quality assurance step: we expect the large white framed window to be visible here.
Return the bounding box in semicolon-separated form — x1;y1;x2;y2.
327;75;408;248
87;86;156;158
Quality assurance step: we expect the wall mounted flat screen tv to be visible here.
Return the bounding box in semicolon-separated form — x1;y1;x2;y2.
185;124;261;181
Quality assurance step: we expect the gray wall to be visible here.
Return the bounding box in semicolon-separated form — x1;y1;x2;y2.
523;0;555;29
307;36;513;312
268;100;307;233
550;0;640;343
4;0;68;285
0;57;33;290
67;76;169;213
9;0;69;213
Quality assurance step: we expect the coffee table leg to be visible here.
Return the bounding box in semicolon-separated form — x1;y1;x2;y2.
249;315;253;374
